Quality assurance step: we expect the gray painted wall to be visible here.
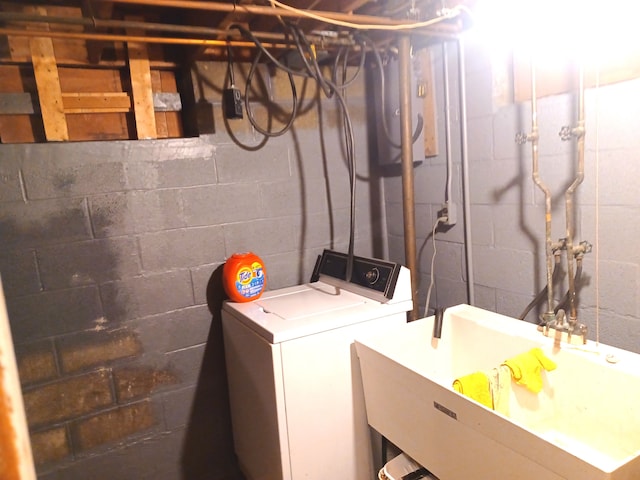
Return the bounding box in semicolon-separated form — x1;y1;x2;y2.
0;63;383;479
386;40;640;353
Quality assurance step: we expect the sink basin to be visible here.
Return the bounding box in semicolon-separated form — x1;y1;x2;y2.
355;304;640;480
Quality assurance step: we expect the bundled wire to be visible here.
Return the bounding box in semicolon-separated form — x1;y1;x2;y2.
231;23;371;281
359;32;423;149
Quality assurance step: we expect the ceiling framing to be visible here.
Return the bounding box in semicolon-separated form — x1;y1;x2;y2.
0;0;471;66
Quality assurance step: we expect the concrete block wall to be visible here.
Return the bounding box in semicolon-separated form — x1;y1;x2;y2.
385;40;640;353
0;62;381;479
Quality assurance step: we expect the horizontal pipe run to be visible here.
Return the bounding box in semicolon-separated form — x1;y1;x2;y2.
0;27;297;50
0;11;354;47
99;0;460;36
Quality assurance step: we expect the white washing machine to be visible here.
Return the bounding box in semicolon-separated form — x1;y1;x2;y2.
222;250;413;480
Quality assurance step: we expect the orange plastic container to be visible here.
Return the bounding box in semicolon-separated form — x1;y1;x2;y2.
223;252;266;302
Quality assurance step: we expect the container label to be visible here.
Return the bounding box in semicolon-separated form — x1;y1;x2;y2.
235;261;265;299
434;401;457;420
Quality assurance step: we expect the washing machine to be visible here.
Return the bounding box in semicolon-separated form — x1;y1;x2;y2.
222;249;413;480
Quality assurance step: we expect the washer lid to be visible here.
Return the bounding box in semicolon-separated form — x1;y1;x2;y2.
222;281;412;343
255;283;366;321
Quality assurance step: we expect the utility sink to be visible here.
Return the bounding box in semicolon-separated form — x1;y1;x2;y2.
355;304;640;480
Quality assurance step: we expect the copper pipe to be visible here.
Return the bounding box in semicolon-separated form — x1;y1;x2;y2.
0;11;354;46
104;0;425;26
398;33;418;321
564;64;586;325
100;0;460;36
0;27;294;49
529;61;555;323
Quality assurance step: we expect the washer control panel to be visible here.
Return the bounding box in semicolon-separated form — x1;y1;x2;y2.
310;250;402;300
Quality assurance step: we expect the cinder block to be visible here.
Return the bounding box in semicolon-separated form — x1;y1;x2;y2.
0;160;23;202
51;428;189;480
71;400;156;451
132;305;213;354
14;340;58;386
125;156;217;190
223;217;296;257
161;385;196;430
165;344;206;385
190;263;221;306
0;198;92;250
114;365;179;401
472;245;535;294
22;158;126;200
38;237;142;289
57;329;143;374
0;249;41;297
182;184;262;226
138;226;226;271
215;144;291;184
30;427;70;465
23;370;114;428
466;116;494;163
6;286;104;343
89;189;184;238
100;270;194;322
259;177;330;219
292;210;351;250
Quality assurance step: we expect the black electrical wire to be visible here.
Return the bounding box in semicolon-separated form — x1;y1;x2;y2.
555;262;583;315
518;260;562;321
231;23;360;282
226;41;236;87
244;49;299;137
360;33;424;150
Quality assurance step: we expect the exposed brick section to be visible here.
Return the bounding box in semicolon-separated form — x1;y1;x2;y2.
15;340;58;386
57;329;143;374
114;366;179;401
71;400;156;451
23;370;114;428
30;427;70;465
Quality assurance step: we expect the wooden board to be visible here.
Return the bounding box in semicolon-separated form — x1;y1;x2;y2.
126;17;157;139
29;35;69;141
417;49;438;158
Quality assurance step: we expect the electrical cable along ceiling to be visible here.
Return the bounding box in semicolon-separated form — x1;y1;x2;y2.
0;0;471;64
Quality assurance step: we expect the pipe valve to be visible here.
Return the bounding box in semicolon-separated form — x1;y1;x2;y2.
559;125;585;141
515;132;533;145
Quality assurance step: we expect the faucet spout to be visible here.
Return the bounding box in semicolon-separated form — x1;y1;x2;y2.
543;309;588;345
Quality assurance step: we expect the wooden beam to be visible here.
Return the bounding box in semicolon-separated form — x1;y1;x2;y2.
417;49;438;157
0;92;182;115
126;16;157;139
62;92;131;113
27;6;69;141
81;0;114;64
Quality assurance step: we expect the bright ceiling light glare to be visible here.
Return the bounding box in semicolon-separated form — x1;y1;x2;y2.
469;0;640;67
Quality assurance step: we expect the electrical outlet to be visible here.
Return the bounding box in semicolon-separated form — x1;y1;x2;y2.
438;202;457;226
223;87;243;119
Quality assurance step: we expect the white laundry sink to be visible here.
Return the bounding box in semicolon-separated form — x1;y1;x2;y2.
355;304;640;480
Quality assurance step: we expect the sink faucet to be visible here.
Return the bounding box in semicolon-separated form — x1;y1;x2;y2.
542;309;588;345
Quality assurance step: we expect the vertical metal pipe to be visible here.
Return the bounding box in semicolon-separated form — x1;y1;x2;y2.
565;64;586;324
398;34;419;321
442;42;453;204
529;60;556;322
457;37;475;305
